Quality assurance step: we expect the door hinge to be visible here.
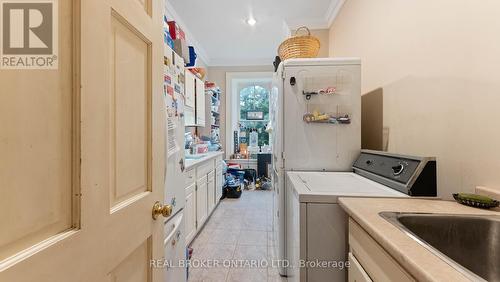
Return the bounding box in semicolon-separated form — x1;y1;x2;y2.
281;70;285;80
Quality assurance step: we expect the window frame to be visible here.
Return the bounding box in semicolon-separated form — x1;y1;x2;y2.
225;72;273;159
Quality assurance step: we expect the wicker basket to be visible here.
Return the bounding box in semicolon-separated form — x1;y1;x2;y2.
278;26;320;60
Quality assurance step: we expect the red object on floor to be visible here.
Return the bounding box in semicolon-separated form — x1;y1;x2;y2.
227;163;241;168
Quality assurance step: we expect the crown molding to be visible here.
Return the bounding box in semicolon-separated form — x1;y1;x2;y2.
284;0;346;32
325;0;346;28
164;0;211;65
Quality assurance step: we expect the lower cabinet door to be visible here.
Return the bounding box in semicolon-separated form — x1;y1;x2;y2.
216;165;223;203
196;176;208;227
185;183;196;244
207;176;215;213
348;252;373;282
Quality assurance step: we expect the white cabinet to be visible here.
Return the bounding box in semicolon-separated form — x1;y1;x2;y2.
348;218;415;282
184;70;205;127
185;71;195;108
195;78;205;126
184;71;196;126
185;182;197;244
215;164;223;204
207;171;215;212
196;175;208;227
184;106;195;127
184;154;223;246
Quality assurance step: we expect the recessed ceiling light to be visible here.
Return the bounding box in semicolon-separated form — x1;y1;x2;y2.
247;18;257;26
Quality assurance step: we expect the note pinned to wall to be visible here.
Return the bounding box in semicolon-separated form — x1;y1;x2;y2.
167;108;179;158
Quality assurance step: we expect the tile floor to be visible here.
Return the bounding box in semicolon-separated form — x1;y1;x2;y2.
188;190;286;282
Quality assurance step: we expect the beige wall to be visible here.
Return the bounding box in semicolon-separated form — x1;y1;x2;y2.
329;0;500;197
311;29;330;58
291;28;330;58
206;65;274;153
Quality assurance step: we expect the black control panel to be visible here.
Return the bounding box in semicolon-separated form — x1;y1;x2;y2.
353;153;420;184
353;150;437;196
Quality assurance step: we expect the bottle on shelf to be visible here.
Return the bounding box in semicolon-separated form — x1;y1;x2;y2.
249;128;258;148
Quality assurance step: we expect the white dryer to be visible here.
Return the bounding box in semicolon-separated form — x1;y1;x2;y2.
284;150;437;282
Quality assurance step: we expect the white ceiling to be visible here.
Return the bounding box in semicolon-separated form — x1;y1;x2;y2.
166;0;343;66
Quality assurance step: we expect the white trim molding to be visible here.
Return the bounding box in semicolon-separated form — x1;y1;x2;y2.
285;0;347;31
325;0;346;28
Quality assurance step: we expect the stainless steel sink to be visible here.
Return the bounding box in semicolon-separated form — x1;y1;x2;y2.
380;212;500;282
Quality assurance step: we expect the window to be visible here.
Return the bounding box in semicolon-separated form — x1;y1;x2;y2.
226;72;273;158
238;84;270;146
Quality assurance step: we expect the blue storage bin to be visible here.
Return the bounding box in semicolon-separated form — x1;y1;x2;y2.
186;46;197;67
227;169;245;182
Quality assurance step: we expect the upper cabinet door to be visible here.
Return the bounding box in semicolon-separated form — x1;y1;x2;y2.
195;78;206;126
185;71;195;108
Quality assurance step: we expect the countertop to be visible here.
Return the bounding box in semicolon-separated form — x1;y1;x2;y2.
185;151;224;170
338;197;499;282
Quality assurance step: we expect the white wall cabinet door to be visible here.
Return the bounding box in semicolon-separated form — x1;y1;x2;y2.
196;176;208;227
184;71;196;126
184;107;196;127
195;78;205;126
207;171;215;213
185;183;197;244
185;71;195;108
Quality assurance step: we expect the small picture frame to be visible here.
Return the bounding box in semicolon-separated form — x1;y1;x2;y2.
246;111;264;120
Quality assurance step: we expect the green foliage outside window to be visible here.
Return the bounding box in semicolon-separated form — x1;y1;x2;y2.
239;85;270;146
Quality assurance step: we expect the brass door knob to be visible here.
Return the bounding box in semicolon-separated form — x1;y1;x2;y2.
152;201;173;220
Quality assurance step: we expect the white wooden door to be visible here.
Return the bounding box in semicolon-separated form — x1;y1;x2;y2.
184;183;196;244
207;172;215;213
196;176;208;227
184;71;195;108
0;0;168;281
195;78;205;126
216;165;223;203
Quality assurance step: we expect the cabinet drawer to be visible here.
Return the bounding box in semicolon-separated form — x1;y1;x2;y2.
348;252;373;282
185;169;196;186
348;219;415;282
197;161;214;177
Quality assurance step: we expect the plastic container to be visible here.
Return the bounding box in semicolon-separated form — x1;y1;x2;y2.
195;143;208;154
